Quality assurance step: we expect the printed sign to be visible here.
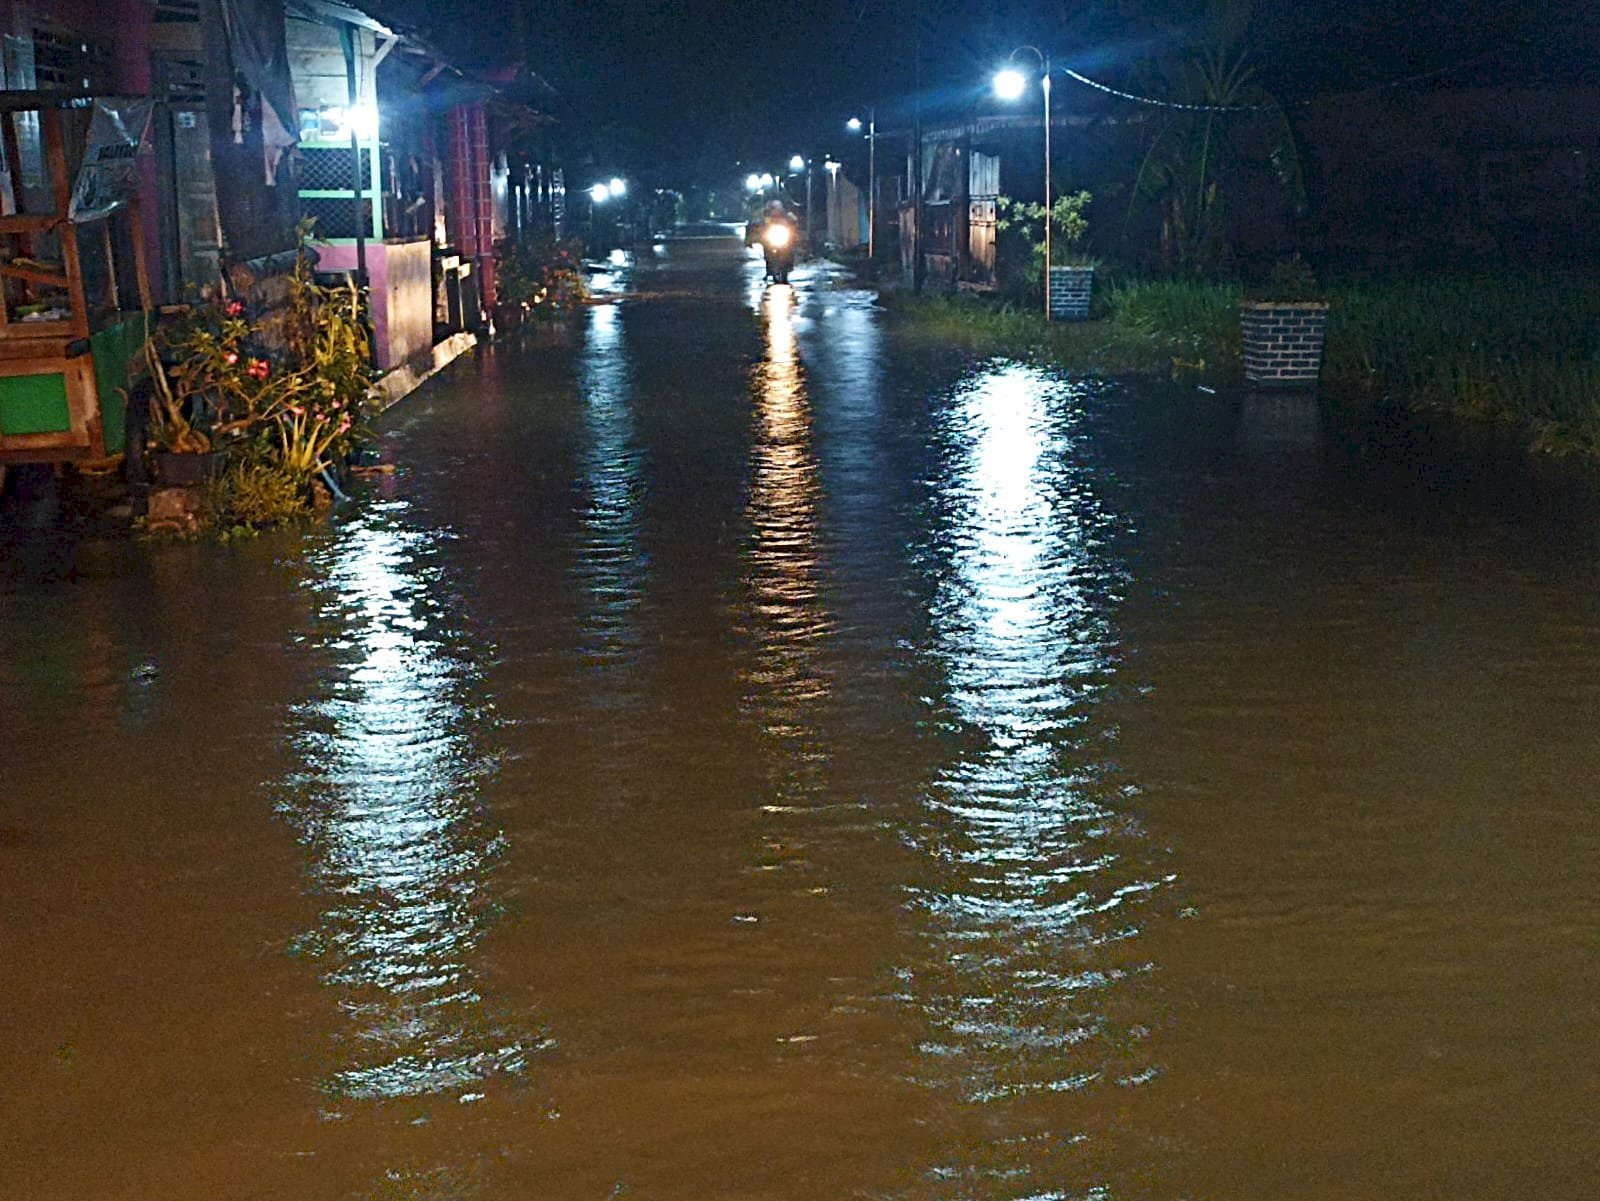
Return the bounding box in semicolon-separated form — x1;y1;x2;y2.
69;99;155;222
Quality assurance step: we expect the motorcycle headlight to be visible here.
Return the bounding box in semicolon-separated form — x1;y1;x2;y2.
764;224;792;249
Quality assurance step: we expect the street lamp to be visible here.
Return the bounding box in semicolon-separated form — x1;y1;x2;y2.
589;182;610;204
993;68;1026;102
745;172;762;193
788;154;815;251
847;107;876;261
608;177;627;198
995;47;1051;318
823;158;841;248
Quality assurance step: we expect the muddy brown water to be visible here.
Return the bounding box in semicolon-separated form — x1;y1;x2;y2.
3;240;1597;1200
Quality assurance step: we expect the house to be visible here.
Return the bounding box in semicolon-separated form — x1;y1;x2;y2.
7;0;561;371
904;105;1135;294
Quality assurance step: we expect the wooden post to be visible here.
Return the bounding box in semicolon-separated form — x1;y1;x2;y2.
128;194;153;314
43;109;89;340
101;221;121;311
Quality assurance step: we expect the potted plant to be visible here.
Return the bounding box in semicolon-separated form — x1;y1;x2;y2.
144;334;221;486
146;227;376;513
527;237;588;320
1239;255;1330;386
493;239;531;334
997;190;1098;320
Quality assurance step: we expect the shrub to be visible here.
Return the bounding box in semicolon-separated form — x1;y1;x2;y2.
208;456;310;528
495;237;589;318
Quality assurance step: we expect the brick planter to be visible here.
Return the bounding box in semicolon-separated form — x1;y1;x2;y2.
1240;301;1330;386
1048;265;1095;321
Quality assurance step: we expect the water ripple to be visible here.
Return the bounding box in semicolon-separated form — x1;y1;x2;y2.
901;362;1166;1196
277;511;540;1101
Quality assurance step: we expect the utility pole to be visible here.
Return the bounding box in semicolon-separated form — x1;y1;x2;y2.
912;0;924;292
867;106;878;263
1043;54;1052;319
806;160;815;252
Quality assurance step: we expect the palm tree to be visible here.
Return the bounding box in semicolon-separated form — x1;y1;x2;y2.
1123;0;1305;276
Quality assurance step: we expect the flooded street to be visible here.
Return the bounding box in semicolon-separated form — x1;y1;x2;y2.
3;236;1598;1200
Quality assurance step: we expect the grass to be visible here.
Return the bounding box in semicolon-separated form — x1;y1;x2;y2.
1321;270;1600;454
883;267;1600;457
879;280;1236;381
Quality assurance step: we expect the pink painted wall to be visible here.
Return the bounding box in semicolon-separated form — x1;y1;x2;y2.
315;237;433;371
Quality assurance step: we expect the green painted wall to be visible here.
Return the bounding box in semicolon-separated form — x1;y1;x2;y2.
91;316;147;455
0;371;71;436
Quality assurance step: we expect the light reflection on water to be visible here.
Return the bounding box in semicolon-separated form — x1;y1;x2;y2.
575;305;648;671
280;509;540;1100
740;285;831;752
907;363;1167;1195
571;301;654;798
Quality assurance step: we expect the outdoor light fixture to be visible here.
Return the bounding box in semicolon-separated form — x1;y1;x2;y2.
316;103;379;143
993;68;1027;102
609;177;626;198
847;108;877;260
996;47;1052;318
759;172;774;189
589;183;610;204
746;173;762;192
789;154;805;172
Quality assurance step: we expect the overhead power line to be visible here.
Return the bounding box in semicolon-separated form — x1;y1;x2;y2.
1058;50;1506;115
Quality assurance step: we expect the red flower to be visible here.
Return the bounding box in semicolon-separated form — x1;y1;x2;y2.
225;300;245;316
247;359;270;380
224;351;240;365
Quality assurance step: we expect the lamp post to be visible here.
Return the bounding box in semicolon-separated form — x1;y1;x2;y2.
847;107;876;261
996;47;1051;318
790;154;815;251
823;158;840;246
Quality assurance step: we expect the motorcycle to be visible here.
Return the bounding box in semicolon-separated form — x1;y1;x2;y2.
760;216;796;284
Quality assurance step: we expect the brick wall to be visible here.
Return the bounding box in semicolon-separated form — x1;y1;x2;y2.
1048;266;1093;320
1240;302;1330;385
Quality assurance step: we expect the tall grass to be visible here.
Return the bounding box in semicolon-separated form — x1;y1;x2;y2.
1103;276;1241;353
887;267;1600;454
1322;270;1600;452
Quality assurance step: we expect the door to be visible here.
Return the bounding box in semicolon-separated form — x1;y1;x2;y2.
967;151;1000;287
153;56;221;300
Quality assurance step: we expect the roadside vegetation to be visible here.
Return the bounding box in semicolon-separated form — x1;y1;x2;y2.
143;221;379;535
875;0;1600;458
884;268;1600;456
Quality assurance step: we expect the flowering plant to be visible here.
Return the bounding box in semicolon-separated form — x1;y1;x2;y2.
495;237;588;318
149;221;375;489
147;301;274;452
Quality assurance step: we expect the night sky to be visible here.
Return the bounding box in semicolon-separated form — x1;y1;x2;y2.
412;0;1596;183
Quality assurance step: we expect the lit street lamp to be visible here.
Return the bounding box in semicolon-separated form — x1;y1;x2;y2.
608;177;627;198
589;182;610;204
995;47;1051;318
788;154;815;251
847;107;876;261
822;158;840;246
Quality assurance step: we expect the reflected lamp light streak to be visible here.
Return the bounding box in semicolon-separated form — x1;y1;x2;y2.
286;519;537;1099
738;286;831;742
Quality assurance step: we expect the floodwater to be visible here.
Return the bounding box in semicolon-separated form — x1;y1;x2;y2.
3;237;1598;1201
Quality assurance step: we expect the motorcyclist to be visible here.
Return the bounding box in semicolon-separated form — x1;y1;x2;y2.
763;199;797;235
760;199;798;282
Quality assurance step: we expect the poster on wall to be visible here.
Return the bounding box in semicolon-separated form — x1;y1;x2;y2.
69;99;155;222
